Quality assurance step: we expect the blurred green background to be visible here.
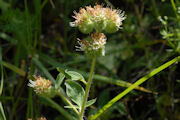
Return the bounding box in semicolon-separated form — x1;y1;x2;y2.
0;0;180;120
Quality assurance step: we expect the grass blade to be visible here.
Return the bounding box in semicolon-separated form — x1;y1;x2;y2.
2;61;26;77
0;32;17;44
0;48;3;96
86;74;154;93
0;47;6;120
0;102;6;120
90;56;180;120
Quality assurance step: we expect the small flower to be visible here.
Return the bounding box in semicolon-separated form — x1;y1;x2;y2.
158;16;167;25
76;33;106;57
28;76;56;97
90;4;107;31
104;7;126;33
70;7;94;34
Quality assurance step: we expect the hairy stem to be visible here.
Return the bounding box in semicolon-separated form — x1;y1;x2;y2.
79;57;96;120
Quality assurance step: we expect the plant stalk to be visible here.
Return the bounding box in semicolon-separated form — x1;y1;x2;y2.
79;57;96;120
56;91;79;115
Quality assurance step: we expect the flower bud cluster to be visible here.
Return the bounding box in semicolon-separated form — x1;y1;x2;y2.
28;76;56;97
76;33;106;57
70;4;126;34
70;4;125;57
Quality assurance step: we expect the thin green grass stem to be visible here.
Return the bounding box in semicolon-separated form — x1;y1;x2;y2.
41;0;48;9
56;92;79;115
90;56;180;120
26;88;33;119
170;0;178;18
79;57;96;120
170;0;180;25
164;26;176;49
0;47;6;120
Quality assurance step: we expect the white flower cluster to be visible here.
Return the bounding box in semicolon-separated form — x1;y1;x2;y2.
28;76;55;97
76;33;106;56
70;4;126;33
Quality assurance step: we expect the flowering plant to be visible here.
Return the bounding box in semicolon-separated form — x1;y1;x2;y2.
28;4;126;120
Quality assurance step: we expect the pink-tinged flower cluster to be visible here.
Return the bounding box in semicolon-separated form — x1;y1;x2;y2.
76;33;106;57
70;4;126;33
28;76;56;97
70;8;91;27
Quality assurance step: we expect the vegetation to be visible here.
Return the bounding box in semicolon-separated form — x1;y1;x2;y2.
0;0;180;120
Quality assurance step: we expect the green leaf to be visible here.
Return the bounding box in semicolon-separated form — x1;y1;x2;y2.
65;80;85;107
64;105;79;109
66;71;87;84
0;0;9;11
57;68;71;79
55;73;65;89
86;98;96;107
64;98;96;109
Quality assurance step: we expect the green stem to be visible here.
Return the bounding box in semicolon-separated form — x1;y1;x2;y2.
170;0;180;25
152;0;159;17
170;0;178;18
79;57;96;120
41;0;49;9
90;56;180;120
164;26;176;49
56;91;79;115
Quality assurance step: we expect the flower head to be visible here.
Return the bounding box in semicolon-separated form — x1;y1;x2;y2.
76;33;106;57
28;76;56;97
70;4;126;33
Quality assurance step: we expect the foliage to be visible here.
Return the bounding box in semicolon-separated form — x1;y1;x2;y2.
0;0;180;120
